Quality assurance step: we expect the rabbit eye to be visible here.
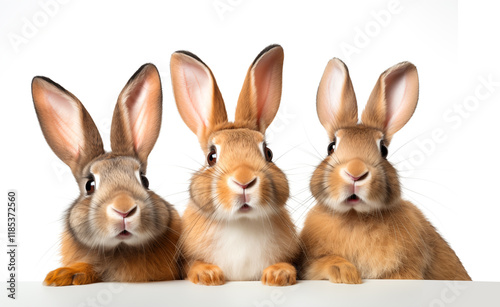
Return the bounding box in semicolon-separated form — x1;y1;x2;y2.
140;174;149;189
85;176;96;195
380;141;389;159
207;146;217;166
327;139;336;155
263;144;273;162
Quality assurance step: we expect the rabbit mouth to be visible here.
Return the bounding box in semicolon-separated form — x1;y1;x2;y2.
346;194;361;204
238;203;252;212
117;230;132;239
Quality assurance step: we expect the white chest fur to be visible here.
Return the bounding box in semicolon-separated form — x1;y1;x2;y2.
208;218;279;281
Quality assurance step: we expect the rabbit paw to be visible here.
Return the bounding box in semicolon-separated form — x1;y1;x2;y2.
44;262;98;286
187;261;225;286
327;262;362;284
261;262;297;286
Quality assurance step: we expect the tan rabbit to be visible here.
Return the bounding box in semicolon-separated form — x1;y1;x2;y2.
300;58;471;283
32;64;182;286
170;45;300;286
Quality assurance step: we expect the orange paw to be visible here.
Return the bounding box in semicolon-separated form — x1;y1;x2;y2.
43;263;99;286
187;261;225;286
327;262;362;284
261;263;297;286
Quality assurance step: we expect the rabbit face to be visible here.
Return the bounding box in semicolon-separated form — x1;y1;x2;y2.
190;128;288;221
68;155;171;249
311;126;401;213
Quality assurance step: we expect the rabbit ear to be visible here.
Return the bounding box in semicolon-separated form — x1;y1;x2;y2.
170;51;228;146
111;63;162;166
361;62;419;144
235;44;284;133
32;77;104;175
316;58;358;140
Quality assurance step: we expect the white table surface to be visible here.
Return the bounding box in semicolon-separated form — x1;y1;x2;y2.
2;280;499;307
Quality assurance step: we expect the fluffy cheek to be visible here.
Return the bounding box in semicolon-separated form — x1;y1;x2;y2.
362;168;388;210
324;168;352;213
69;197;107;248
246;175;274;217
311;158;346;212
376;162;401;207
190;167;242;221
69;199;89;245
133;194;171;240
265;166;289;208
310;159;329;201
190;168;219;215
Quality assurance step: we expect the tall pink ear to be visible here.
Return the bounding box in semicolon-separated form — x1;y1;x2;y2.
361;62;419;144
170;51;227;146
32;77;104;175
316;58;358;140
111;63;162;166
235;44;284;133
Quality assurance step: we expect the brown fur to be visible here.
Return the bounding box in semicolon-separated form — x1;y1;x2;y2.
300;202;470;281
171;45;300;286
300;59;470;283
45;208;181;285
33;64;182;286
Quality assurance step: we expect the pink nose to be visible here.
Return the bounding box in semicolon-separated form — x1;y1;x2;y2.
112;206;137;218
345;171;369;182
232;177;257;190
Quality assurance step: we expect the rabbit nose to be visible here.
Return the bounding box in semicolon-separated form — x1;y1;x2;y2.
231;166;258;190
110;194;137;218
232;177;258;190
345;159;369;182
112;206;137;218
345;171;369;182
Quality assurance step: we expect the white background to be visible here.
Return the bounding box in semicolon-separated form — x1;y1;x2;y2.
0;0;499;283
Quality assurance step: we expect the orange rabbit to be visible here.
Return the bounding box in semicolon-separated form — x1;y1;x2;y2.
170;45;300;286
300;58;471;283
